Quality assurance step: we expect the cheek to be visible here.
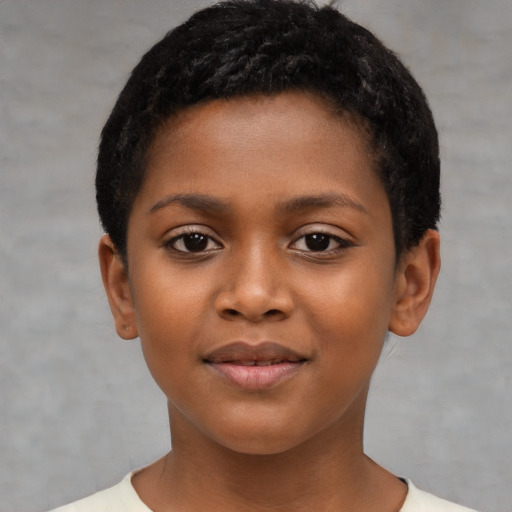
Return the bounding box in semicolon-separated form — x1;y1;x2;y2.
133;263;211;334
296;260;394;356
130;269;212;382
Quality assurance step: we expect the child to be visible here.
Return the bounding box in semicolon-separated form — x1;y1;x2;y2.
52;1;478;510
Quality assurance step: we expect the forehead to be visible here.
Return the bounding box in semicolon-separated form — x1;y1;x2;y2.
150;92;371;158
140;92;386;217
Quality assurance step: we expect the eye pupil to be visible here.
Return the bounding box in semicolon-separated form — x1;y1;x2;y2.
305;233;330;251
184;233;208;252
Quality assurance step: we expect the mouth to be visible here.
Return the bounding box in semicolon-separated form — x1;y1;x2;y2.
204;341;308;390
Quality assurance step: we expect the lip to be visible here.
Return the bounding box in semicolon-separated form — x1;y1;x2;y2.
204;341;308;391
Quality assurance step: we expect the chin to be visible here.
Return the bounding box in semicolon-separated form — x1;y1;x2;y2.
208;420;314;457
221;436;303;456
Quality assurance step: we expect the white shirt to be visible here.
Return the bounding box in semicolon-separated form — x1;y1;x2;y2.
50;472;478;512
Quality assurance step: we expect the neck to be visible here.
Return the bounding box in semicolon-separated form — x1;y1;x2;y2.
132;396;407;512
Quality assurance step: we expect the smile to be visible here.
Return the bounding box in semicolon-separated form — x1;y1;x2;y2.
204;342;308;390
238;360;290;366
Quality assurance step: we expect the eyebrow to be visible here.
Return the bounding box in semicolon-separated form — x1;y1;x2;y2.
278;193;370;216
149;192;370;217
149;193;230;214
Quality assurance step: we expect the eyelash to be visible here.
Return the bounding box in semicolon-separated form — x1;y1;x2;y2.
166;228;222;254
290;232;354;254
165;228;353;256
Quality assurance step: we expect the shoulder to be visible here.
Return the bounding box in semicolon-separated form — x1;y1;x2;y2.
400;480;479;512
49;472;151;512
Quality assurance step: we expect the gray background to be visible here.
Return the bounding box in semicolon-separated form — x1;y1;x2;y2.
1;1;511;511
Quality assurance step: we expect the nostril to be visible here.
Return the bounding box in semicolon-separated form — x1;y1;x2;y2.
265;309;281;317
226;309;239;317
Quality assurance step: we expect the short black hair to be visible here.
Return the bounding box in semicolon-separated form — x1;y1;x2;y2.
96;0;440;259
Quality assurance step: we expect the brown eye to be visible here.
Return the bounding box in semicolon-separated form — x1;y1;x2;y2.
182;233;208;251
290;231;354;255
304;233;331;251
168;232;221;253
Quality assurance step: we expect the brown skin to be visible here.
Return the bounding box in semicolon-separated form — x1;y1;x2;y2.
99;92;441;511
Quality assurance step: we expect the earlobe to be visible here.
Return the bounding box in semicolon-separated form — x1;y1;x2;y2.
388;229;441;337
98;234;139;340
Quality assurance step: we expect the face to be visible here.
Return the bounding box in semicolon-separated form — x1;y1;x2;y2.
111;92;406;455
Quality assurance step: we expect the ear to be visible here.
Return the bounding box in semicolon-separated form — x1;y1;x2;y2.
98;234;138;340
388;229;441;337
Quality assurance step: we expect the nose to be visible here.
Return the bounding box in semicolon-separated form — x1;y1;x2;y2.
214;246;294;323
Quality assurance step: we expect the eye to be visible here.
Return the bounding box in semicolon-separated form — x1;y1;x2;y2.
291;232;352;253
167;231;221;253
